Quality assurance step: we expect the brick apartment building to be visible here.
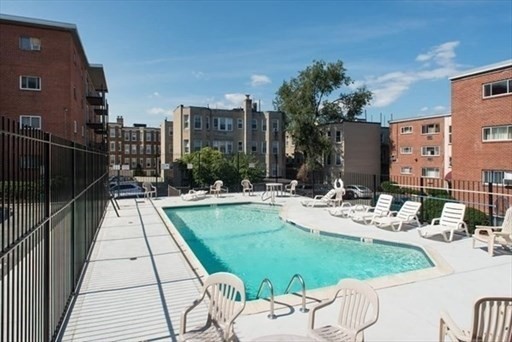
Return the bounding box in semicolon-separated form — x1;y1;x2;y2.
450;60;512;184
108;116;161;176
0;14;108;147
389;113;452;182
173;95;285;179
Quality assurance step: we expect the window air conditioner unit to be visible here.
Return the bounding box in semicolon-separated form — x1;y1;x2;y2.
427;135;433;140
504;172;512;186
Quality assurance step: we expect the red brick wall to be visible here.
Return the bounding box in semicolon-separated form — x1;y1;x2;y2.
0;22;96;145
451;67;512;183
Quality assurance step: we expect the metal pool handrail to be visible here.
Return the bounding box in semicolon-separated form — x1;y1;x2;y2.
256;278;277;319
284;274;308;313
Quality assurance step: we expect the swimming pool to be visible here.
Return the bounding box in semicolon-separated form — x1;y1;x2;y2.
165;203;434;299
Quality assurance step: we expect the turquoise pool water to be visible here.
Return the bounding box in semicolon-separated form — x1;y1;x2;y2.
165;203;434;300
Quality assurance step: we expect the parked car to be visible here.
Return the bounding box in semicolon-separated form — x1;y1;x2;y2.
344;185;374;199
110;183;145;198
109;180;139;189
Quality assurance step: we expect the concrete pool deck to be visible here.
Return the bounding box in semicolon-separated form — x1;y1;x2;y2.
60;193;512;341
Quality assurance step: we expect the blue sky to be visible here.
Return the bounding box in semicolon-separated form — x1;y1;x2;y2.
1;1;511;127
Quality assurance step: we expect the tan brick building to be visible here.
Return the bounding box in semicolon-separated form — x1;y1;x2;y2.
108;116;161;176
450;60;512;184
0;14;108;147
389;113;451;182
173;95;285;178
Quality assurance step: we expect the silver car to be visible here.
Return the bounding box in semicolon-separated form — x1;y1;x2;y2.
110;183;145;198
345;185;373;199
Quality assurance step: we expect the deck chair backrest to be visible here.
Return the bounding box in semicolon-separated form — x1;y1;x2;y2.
323;189;336;200
142;182;153;191
241;179;251;189
396;201;421;221
374;194;393;215
204;272;246;332
469;297;512;341
213;180;223;190
289;180;298;190
501;207;512;235
335;279;379;333
439;203;466;227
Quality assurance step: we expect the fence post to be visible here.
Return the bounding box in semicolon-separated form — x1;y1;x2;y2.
43;133;51;341
372;174;378;204
419;177;425;222
488;182;494;225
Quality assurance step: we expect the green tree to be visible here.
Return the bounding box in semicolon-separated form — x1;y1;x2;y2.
274;59;372;173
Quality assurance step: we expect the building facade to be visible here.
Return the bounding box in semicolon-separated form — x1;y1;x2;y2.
0;14;108;147
108;116;161;176
388;113;452;181
172;95;285;178
450;60;512;184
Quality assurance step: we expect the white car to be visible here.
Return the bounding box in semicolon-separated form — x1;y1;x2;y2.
110;183;145;198
345;185;374;199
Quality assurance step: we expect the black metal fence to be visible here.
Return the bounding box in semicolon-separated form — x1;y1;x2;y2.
1;117;109;341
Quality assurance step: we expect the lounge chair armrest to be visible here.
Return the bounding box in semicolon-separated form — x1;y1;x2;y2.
431;217;441;225
313;195;324;200
474;227;495;236
308;296;337;330
387;210;398;217
180;295;206;336
493;231;512;238
439;310;466;342
475;225;501;232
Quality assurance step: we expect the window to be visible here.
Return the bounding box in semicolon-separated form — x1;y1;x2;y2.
237;118;243;129
483;79;512;98
335;154;343;166
262;120;267;132
252;119;258;130
261;141;267;154
421;123;440;134
19;115;41;129
183;115;189;129
131;144;137;154
131;158;137;169
421;167;440;178
146;158;152;168
215;117;233;131
205;116;210;130
19;36;41;51
124;145;130;154
482;125;512;141
213;140;233;154
193;140;202;151
400;146;413;154
421;146;440;156
184;139;190;153
124;132;130;141
325;153;332;165
401;166;412;175
238;141;243;152
145;132;152;141
110;128;116;138
448;125;452;144
131;132;137;141
110;155;115;165
110;142;116;151
118;142;122;152
145;145;152;154
20;76;41;90
194;115;202;129
483;170;512;184
272;120;279;131
401;126;413;134
335;131;342;143
272;141;279;155
251;141;258;153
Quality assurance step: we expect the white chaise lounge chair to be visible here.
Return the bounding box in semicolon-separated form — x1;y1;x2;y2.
372;200;422;231
284;180;298;196
241;179;253;196
417;202;469;242
210;180;228;197
301;187;344;208
180;272;246;342
351;194;393;225
440;297;512;342
308;278;379;342
181;189;207;201
473;207;512;256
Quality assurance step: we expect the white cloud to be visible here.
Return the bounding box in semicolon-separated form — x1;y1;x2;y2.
152;92;160;97
420;106;429;112
250;74;271;86
433;105;447;112
361;41;460;108
192;71;205;79
147;107;172;116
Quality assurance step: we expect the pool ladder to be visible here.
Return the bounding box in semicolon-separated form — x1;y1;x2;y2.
256;274;308;320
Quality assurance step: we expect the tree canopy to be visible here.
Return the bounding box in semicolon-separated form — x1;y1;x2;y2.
274;60;372;169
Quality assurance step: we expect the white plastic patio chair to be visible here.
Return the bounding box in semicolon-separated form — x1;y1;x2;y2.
372;200;422;231
284;180;298;196
241;179;253;196
180;272;246;342
351;194;393;225
210;180;228;197
142;182;156;198
181;189;207;201
418;202;469;242
473;206;512;256
439;297;512;342
308;278;379;342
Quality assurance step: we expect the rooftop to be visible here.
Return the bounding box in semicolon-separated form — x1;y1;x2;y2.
450;59;512;81
60;193;512;341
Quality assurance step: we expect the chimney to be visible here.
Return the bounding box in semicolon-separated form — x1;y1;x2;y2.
116;116;124;126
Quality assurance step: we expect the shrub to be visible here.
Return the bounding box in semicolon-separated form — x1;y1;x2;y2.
464;207;490;234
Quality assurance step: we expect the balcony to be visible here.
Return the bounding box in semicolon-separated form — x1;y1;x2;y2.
86;93;104;106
